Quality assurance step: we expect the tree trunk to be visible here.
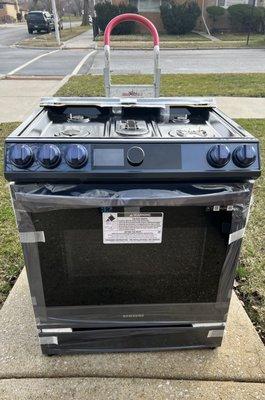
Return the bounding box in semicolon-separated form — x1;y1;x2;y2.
82;0;89;26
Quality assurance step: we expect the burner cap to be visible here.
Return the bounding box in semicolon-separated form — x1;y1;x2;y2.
67;114;90;123
54;127;91;137
115;120;149;136
168;127;210;138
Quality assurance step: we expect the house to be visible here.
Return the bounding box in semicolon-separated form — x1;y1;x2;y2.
0;0;28;22
98;0;265;32
0;0;22;22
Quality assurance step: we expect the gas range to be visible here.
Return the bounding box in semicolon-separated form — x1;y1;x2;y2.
4;97;261;183
4;11;262;355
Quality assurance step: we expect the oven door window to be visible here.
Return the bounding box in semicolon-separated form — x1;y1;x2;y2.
31;206;231;307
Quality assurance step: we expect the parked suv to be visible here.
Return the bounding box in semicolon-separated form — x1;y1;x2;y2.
26;11;55;34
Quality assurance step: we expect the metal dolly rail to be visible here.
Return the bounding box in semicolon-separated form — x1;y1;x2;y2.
103;13;161;98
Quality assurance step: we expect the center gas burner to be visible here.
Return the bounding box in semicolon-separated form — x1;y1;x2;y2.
67;114;90;123
111;119;153;137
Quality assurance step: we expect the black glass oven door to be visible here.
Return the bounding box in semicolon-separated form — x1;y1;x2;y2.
13;182;251;324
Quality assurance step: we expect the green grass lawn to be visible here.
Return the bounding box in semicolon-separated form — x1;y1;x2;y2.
216;33;265;43
17;25;89;47
0;123;23;306
236;119;265;342
95;32;265;49
96;33;209;42
62;15;82;22
0;118;264;340
56;73;265;98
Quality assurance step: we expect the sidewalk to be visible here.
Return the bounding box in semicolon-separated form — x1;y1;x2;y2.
62;28;96;50
216;97;265;119
0;22;26;28
0;79;62;123
194;31;221;42
0;269;264;399
1;85;265;123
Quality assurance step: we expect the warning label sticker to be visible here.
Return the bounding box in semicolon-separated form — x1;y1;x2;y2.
102;212;164;244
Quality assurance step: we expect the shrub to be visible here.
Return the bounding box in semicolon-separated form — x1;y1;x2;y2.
227;4;265;33
206;5;225;33
94;1;138;35
160;1;200;35
206;5;225;22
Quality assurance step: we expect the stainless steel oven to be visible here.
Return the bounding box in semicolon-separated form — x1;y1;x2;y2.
5;97;260;354
11;181;252;353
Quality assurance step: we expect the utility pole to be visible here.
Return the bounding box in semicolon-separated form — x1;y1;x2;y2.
246;0;256;46
51;0;61;46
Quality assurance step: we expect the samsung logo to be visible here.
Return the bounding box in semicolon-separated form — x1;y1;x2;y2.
122;314;144;318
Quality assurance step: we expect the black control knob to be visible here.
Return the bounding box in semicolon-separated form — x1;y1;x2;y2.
127;146;145;166
207;145;230;168
10;144;34;168
233;145;256;168
65;144;88;168
38;144;61;169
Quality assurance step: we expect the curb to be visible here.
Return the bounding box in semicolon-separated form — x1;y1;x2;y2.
12;44;264;51
13;44;97;51
96;46;265;51
13;44;61;50
5;75;63;80
61;46;96;50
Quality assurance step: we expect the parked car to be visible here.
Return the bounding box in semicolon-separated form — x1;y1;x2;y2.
26;11;55;34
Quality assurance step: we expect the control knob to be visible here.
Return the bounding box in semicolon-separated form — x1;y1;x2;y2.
127;146;145;166
10;144;34;168
38;144;61;169
65;144;88;168
233;145;256;168
207;145;230;168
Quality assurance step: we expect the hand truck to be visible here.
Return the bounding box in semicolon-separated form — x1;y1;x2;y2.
103;13;161;98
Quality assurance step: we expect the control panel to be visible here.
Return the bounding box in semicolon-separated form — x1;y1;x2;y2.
4;141;260;182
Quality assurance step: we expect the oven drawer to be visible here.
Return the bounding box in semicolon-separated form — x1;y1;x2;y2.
40;325;224;355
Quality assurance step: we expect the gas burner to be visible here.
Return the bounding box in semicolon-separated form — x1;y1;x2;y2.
54;127;91;137
167;124;218;138
67;114;90;123
115;120;149;136
168;127;208;138
170;115;190;124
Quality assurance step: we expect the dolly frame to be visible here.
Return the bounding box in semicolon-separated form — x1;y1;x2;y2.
103;13;161;98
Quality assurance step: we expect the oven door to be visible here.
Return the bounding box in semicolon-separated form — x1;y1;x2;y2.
11;182;252;327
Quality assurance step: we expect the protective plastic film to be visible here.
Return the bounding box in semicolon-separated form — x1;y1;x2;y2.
11;182;251;211
10;182;253;345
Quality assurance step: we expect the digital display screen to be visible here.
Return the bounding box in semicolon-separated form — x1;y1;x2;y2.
93;148;124;167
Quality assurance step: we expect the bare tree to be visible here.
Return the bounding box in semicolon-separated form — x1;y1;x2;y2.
82;0;89;25
73;0;83;15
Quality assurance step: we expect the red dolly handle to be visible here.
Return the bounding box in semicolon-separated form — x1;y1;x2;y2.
103;13;160;97
104;13;160;47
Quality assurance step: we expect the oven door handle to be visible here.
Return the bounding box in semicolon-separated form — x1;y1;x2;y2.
11;184;252;211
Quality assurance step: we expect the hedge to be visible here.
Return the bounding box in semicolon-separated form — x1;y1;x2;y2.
95;1;138;35
160;1;200;35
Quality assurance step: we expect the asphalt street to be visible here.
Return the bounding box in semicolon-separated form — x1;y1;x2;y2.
0;47;47;75
0;21;80;47
0;24;29;47
1;24;265;78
